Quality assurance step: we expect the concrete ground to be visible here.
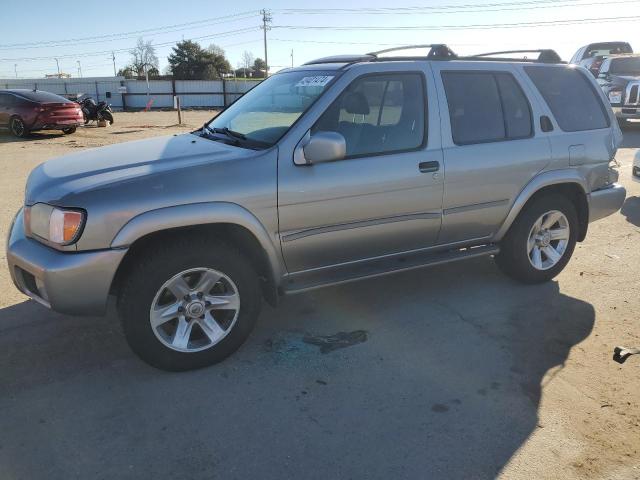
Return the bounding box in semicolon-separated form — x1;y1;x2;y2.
0;112;639;480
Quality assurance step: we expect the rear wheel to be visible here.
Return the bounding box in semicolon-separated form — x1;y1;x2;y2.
118;238;262;371
62;126;77;134
9;117;28;138
496;194;578;284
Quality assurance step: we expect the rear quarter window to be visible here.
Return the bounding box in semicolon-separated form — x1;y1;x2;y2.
525;66;609;132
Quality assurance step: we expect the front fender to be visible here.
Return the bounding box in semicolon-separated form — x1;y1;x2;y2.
492;169;588;242
110;201;284;282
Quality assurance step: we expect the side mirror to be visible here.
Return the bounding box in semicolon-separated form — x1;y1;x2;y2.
295;131;346;165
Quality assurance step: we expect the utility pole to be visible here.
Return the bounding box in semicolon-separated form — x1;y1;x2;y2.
14;64;17;78
261;9;272;77
112;52;117;76
77;60;82;78
55;58;60;76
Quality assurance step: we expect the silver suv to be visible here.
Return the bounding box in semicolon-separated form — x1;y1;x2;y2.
7;45;626;370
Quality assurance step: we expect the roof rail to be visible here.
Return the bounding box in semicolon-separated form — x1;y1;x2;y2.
367;44;458;60
304;44;458;66
462;49;563;64
304;54;376;66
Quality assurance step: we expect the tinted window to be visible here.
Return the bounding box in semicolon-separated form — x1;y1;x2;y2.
610;57;640;75
525;66;609;132
442;72;532;145
13;90;71;103
495;74;532;139
312;73;425;157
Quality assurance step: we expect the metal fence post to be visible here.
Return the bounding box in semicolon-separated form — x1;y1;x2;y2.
95;81;99;101
222;79;227;108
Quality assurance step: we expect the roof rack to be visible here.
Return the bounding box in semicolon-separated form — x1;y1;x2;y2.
303;45;563;67
367;44;458;60
304;44;458;66
462;49;563;64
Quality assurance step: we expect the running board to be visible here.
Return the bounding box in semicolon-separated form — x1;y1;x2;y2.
283;244;500;294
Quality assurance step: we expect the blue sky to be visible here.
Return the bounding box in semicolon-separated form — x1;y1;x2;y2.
1;0;639;78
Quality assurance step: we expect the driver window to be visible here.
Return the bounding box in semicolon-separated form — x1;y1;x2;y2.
312;73;425;158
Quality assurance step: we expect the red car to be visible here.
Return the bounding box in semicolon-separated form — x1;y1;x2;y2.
0;89;84;138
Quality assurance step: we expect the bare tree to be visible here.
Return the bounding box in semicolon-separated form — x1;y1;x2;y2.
241;51;255;77
207;44;226;58
130;37;159;76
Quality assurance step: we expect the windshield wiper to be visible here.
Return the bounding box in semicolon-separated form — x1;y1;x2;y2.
209;126;246;140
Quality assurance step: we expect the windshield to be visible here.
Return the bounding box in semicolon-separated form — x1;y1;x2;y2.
610;57;640;75
207;70;338;147
586;43;632;58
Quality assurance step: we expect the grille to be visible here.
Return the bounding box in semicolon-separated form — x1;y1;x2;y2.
626;82;640;105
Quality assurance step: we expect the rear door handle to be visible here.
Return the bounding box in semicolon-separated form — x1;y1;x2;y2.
419;161;440;173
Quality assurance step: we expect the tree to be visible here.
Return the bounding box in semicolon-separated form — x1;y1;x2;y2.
129;37;159;76
168;40;231;80
253;58;266;72
241;51;255;77
117;66;135;78
251;58;267;78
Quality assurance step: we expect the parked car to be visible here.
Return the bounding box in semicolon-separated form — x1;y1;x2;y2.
7;45;626;371
596;54;640;126
634;151;640;183
570;42;633;76
0;89;84;137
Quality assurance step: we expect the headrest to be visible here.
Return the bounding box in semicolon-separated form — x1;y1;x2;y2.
343;92;370;115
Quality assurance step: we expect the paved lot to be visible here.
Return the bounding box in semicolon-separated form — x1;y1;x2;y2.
0;112;639;480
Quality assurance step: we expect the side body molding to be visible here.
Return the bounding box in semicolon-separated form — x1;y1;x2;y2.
110;201;284;283
492;169;588;241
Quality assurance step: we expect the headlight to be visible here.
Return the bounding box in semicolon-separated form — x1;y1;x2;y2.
608;90;623;104
24;203;85;246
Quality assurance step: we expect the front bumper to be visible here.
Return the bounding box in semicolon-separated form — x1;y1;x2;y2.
612;106;640;120
588;183;626;223
6;209;127;316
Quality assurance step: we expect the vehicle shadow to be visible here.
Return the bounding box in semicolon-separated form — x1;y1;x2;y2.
620;123;640;148
621;196;640;227
0;258;594;480
0;130;65;144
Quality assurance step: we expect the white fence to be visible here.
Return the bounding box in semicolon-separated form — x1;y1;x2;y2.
0;76;261;110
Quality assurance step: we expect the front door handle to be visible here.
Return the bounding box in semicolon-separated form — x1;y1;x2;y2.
419;161;440;173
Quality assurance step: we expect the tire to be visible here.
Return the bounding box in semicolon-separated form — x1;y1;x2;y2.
100;111;114;124
495;194;578;284
9;116;29;138
62;126;77;134
118;237;262;371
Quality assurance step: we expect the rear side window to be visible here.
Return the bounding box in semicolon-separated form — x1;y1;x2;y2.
441;71;532;145
0;93;15;107
525;66;609;132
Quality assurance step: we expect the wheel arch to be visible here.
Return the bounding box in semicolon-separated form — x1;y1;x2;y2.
109;202;283;306
494;171;590;243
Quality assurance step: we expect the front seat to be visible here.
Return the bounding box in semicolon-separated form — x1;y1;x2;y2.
338;91;370;156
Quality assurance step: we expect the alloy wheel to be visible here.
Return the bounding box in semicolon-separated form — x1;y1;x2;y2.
10;118;25;137
527;210;570;271
149;268;240;352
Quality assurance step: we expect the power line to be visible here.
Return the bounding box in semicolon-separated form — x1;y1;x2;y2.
273;15;640;31
276;0;640;16
0;27;261;62
0;11;260;50
276;0;631;13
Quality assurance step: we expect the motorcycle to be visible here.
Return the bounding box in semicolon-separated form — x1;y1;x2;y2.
77;97;114;125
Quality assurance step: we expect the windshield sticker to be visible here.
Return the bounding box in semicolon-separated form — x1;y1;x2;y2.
295;76;334;87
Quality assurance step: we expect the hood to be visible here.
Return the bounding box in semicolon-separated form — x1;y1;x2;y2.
25;133;254;204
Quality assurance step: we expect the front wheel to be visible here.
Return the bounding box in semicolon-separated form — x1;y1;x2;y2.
62;126;76;134
100;111;114;124
118;238;262;371
10;117;29;138
495;194;578;284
